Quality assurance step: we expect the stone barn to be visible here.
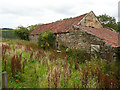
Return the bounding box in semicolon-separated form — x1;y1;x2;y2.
29;11;120;61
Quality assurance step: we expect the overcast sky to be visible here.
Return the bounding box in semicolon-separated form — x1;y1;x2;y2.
0;0;119;29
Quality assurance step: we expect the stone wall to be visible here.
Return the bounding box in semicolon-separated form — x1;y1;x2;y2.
29;24;117;60
56;27;104;51
55;26;117;60
29;34;39;43
79;11;103;28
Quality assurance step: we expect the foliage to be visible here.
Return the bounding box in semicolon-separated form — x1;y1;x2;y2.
38;30;55;49
13;24;40;40
13;26;30;40
67;49;89;63
82;56;119;88
59;44;89;63
97;14;118;31
55;17;72;22
2;39;120;88
27;24;41;31
118;22;120;32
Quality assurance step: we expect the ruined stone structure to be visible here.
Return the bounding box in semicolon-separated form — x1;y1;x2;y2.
55;25;118;60
29;11;120;60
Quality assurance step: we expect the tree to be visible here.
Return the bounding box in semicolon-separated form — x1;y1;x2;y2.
27;24;42;31
118;22;120;32
38;30;55;49
13;24;41;40
97;14;118;31
14;26;30;40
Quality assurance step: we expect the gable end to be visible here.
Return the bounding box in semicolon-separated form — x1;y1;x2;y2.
78;11;103;28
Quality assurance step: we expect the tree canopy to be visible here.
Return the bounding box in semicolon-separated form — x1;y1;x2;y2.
13;24;41;40
118;22;120;32
13;26;30;40
97;14;119;32
27;24;41;31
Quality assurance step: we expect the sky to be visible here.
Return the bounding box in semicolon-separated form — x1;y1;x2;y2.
118;1;120;22
0;0;119;29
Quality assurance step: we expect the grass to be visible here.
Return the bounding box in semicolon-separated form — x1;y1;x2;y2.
2;39;120;88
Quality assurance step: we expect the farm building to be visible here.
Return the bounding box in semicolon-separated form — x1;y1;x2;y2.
29;11;120;61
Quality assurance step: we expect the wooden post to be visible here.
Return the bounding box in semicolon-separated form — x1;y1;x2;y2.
2;72;7;88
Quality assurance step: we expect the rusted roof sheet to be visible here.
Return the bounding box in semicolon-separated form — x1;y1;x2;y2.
30;14;87;34
79;26;120;47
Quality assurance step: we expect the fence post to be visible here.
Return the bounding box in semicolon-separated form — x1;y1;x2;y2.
2;72;7;88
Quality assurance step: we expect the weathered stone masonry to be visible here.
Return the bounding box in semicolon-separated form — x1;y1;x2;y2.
78;11;103;28
55;26;117;60
29;34;39;44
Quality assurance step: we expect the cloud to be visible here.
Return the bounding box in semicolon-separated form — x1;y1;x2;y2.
118;1;120;22
0;0;119;28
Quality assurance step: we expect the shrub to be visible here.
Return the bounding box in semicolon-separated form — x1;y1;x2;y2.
13;24;40;40
13;26;30;40
38;30;55;49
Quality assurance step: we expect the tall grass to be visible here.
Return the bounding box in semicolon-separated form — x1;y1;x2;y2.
2;39;120;88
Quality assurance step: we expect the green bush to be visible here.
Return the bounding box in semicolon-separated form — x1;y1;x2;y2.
38;30;55;49
13;26;30;40
13;24;41;40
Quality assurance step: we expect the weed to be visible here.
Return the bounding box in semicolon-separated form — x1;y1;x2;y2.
2;39;120;88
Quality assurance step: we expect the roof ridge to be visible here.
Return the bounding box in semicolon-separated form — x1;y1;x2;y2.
36;13;88;26
30;12;88;35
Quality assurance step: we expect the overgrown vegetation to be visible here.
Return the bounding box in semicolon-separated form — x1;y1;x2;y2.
38;30;55;49
2;39;120;88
